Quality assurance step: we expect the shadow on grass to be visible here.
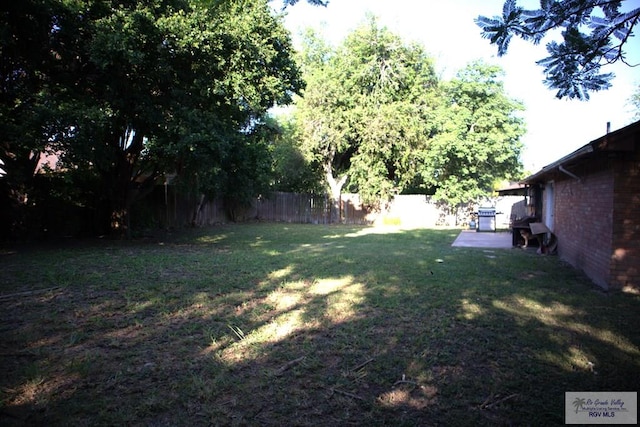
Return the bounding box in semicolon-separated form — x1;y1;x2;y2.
1;224;639;426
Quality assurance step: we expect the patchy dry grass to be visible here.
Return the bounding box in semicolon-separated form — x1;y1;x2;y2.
1;224;639;426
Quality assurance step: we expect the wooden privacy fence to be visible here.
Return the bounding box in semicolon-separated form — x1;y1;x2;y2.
141;187;373;227
254;192;371;224
139;184;524;229
140;184;227;228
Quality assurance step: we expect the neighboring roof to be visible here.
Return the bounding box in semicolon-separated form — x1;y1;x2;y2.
35;151;60;173
496;182;527;196
522;119;640;184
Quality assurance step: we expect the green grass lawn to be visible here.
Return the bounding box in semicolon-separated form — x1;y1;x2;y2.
1;224;638;426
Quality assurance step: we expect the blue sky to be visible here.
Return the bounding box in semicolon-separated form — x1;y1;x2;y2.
274;0;640;172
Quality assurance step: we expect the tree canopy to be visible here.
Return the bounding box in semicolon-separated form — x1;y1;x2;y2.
268;115;323;194
0;0;302;237
290;19;525;219
476;0;640;100
280;0;328;6
1;0;528;235
293;19;441;217
423;62;525;207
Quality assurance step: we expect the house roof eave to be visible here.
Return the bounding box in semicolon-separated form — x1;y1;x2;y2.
496;182;527;196
522;144;594;184
521;119;640;185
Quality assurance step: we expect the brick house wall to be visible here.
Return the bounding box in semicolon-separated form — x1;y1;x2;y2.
524;120;640;292
552;157;614;289
611;149;640;291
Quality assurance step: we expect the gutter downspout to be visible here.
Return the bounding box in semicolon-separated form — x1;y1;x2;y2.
559;165;581;181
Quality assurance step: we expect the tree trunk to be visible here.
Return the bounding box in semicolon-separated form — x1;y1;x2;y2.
104;128;157;238
0;148;41;239
192;194;206;226
324;162;347;223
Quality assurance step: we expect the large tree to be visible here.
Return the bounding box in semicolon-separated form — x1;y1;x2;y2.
422;61;525;210
294;19;441;221
476;0;640;100
293;21;525;221
0;0;303;237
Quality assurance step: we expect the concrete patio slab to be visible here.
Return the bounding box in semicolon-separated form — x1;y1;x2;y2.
451;230;513;249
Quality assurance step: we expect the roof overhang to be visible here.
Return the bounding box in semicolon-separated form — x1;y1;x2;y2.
522;120;639;184
496;183;527;196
